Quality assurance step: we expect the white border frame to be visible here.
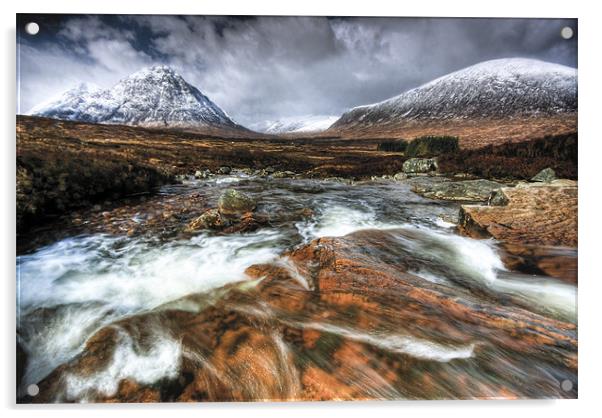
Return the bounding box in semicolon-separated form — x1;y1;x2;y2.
3;1;600;416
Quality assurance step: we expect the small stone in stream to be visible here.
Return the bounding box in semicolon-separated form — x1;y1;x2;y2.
194;169;212;179
272;171;290;178
218;189;256;217
438;214;458;225
324;177;352;184
402;158;438;174
218;166;232;175
488;189;510;206
453;173;474;179
264;166;276;174
393;172;408;181
239;168;254;176
531;167;557;183
186;208;226;231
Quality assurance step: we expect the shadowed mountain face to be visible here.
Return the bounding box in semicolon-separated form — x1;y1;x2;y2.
330;58;577;131
29;65;243;131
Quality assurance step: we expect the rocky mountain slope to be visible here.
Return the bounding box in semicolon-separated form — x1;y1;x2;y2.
29;66;244;131
330;58;577;132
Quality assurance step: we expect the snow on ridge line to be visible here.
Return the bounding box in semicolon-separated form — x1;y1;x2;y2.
252;115;340;134
29;65;241;130
335;58;577;123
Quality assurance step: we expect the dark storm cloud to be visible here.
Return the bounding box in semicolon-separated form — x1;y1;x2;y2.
17;14;577;125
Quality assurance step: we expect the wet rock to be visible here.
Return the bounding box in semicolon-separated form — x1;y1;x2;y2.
186;209;226;231
221;213;268;234
402;158;438;174
217;189;256;217
412;179;504;202
393;172;407;181
323;177;353;184
531;167;557;183
488;189;510;206
194;169;212;179
34;228;576;402
217;166;232;175
459;180;577;247
499;243;577;284
272;171;296;178
238;168;254;176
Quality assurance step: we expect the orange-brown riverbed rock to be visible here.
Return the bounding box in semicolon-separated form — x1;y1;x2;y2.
29;229;577;403
458;180;577;247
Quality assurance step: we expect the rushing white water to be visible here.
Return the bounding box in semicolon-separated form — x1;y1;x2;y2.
63;327;182;401
492;272;577;321
300;322;475;362
16;176;577;400
17;229;284;392
296;203;576;321
391;225;577;321
296;204;402;241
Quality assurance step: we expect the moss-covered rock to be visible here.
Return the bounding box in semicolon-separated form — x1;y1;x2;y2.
217;189;256;217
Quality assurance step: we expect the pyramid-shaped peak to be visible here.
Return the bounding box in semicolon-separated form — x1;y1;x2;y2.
30;65;241;130
122;65;187;84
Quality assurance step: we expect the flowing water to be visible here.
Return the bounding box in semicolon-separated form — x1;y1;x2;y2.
16;174;578;401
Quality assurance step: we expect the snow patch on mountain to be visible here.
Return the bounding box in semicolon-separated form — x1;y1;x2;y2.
332;58;577;129
29;66;241;130
252;115;339;134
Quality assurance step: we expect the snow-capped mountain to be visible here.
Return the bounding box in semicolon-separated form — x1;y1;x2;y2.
251;115;339;134
331;58;577;130
29;65;243;130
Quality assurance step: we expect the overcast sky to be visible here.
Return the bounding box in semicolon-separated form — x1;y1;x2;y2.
17;14;577;126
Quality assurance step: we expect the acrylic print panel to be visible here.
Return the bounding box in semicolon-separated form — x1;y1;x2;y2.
16;14;578;403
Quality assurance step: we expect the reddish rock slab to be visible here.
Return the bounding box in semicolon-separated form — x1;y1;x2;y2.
458;180;577;247
29;229;577;403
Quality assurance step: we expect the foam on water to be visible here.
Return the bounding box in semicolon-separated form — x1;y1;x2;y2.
394;226;505;284
301;322;475;362
296;202;576;321
392;226;577;321
492;272;577;322
17;229;284;390
63;328;182;401
296;204;402;241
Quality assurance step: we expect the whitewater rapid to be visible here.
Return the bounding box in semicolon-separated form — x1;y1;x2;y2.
16;175;577;399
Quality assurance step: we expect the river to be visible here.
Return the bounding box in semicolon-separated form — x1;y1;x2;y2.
16;173;578;401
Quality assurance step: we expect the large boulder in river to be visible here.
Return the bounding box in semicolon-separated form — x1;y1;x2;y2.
531;167;557;183
411;179;504;202
459;180;577;247
217;189;256;217
402;158;438;174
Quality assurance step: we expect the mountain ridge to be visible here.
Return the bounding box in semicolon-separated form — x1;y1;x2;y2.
29;65;244;131
330;58;577;131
